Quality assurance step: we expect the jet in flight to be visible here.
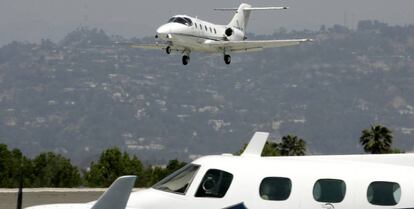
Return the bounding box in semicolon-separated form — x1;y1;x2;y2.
26;132;414;209
130;3;312;65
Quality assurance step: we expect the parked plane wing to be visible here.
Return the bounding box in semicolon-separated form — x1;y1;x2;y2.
205;39;312;52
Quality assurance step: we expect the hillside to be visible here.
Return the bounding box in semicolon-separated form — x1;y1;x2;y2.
1;21;414;166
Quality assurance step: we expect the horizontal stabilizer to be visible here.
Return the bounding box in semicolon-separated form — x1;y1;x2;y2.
91;176;137;209
214;8;238;11
215;6;288;11
244;7;288;11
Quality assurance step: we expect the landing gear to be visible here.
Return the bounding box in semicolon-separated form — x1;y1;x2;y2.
166;46;171;54
224;54;231;65
182;51;191;65
182;55;190;65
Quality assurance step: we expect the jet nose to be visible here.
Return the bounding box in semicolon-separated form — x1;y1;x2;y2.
156;24;170;35
156;24;173;40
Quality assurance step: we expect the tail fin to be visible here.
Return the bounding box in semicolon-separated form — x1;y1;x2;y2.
228;3;252;32
215;3;288;32
241;132;269;157
91;176;137;209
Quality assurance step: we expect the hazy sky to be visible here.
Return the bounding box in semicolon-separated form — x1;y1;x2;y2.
1;0;414;46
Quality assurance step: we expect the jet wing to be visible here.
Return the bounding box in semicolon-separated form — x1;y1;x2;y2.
129;43;168;50
205;39;312;52
129;43;185;52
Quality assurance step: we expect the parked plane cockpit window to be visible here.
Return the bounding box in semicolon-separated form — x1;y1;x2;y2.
313;179;346;203
260;177;292;201
367;181;401;206
195;169;233;198
153;164;200;195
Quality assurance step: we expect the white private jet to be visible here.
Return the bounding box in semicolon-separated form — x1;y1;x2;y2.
26;132;414;209
130;3;312;65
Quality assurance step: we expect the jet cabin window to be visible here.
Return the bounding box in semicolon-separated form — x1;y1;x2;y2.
168;17;193;26
313;179;346;203
367;181;401;206
153;164;200;195
260;177;292;201
195;169;233;198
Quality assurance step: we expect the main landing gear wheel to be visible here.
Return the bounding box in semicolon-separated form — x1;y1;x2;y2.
224;55;231;65
182;55;190;65
166;46;171;54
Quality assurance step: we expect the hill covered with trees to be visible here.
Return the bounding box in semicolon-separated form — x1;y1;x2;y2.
0;21;414;166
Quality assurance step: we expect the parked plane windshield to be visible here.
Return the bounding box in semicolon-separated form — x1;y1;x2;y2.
168;17;193;26
153;164;200;195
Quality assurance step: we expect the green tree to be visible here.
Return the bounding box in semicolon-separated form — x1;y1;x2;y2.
279;135;307;156
0;144;33;188
84;147;143;187
262;142;280;156
360;125;394;154
142;159;187;187
32;152;82;187
236;135;307;157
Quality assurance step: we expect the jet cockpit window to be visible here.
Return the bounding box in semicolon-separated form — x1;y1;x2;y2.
168;17;193;26
153;164;200;195
195;169;233;198
183;17;193;26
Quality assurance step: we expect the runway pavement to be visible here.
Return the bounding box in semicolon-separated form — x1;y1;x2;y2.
0;188;119;209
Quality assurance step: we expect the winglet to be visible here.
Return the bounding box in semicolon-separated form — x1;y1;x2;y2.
241;132;269;157
91;176;137;209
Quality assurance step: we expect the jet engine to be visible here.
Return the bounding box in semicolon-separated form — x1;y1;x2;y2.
224;27;244;41
225;28;234;37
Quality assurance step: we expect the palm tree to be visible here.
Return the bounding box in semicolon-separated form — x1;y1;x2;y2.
279;135;306;156
360;125;393;154
235;142;280;156
262;142;280;156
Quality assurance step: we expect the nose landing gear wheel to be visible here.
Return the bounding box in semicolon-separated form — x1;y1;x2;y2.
166;46;171;54
224;55;231;65
182;55;190;65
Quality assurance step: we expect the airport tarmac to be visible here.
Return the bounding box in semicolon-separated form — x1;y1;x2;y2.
0;188;140;209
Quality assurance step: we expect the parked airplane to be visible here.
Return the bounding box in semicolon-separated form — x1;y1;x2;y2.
129;3;312;65
26;132;414;209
